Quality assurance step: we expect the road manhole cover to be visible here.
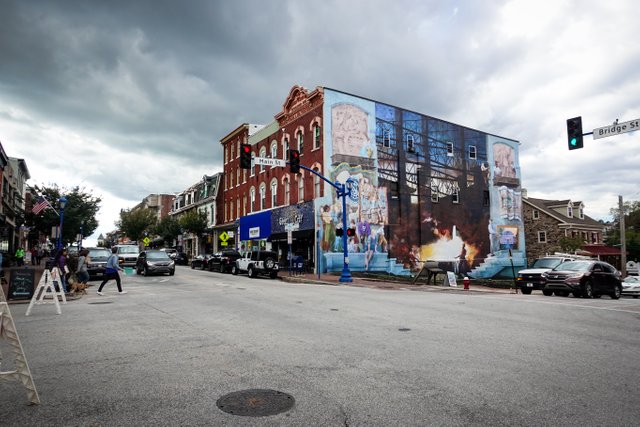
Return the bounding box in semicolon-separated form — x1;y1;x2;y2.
216;389;294;417
88;301;114;304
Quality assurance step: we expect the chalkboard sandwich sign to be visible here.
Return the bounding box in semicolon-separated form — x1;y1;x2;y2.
9;269;36;300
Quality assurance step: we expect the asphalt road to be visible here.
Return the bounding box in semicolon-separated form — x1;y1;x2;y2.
2;266;639;426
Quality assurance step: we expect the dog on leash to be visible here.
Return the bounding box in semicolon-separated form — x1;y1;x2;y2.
70;281;89;295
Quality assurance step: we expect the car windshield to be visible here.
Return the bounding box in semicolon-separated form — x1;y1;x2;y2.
624;276;640;283
554;261;592;272
118;246;139;254
147;252;170;260
89;249;111;258
532;258;564;269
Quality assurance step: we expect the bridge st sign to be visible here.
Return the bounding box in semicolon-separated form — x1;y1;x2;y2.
593;118;639;140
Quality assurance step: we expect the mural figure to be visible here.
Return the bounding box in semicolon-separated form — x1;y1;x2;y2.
488;219;498;255
332;104;372;157
493;143;517;179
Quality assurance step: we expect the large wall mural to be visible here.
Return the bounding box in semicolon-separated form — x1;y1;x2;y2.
319;89;525;278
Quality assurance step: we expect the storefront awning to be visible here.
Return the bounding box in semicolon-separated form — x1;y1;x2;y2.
240;211;272;240
581;244;621;256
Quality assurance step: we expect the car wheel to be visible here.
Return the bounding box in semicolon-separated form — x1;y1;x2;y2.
520;288;532;295
572;292;581;298
583;281;593;298
270;271;277;279
169;270;175;276
633;295;639;299
556;291;569;297
248;265;256;278
191;263;195;269
611;285;622;299
200;263;206;270
542;290;553;296
265;257;275;269
231;264;238;275
219;264;225;274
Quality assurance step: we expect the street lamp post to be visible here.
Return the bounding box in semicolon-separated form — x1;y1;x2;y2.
57;196;68;250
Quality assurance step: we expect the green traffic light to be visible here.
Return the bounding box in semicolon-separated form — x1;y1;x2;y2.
570;137;577;146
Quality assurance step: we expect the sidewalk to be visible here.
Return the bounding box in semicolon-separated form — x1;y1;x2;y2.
280;272;516;294
2;263;84;304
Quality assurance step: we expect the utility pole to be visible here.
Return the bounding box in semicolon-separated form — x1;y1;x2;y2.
619;195;627;276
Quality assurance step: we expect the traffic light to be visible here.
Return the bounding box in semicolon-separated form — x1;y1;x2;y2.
346;227;356;238
289;149;300;173
567;117;583;150
335;227;344;237
240;143;252;169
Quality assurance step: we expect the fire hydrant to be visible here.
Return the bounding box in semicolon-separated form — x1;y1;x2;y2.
463;276;470;290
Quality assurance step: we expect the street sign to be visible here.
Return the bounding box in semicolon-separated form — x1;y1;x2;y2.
143;237;151;247
253;157;286;167
593;118;639;140
284;223;299;232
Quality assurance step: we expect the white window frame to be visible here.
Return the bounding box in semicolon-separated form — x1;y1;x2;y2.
469;145;477;160
567;206;573;218
532;209;540;220
431;185;439;203
314;171;321;198
259;147;267;173
452;188;460;204
270;180;278;207
383;130;391;147
284;178;290;205
250;152;255;177
236;169;240;187
297;130;304;153
407;134;415;152
250;187;255;213
298;176;304;201
314;124;321;149
446;142;454;157
259;184;266;211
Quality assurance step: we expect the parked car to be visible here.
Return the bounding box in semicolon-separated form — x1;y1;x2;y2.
136;250;175;276
174;252;189;266
516;256;577;294
232;250;279;279
541;260;622;299
622;275;640;298
159;248;178;260
86;247;112;279
209;250;242;273
191;254;214;270
114;244;140;267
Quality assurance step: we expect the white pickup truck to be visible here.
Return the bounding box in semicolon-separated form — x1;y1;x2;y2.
231;250;279;279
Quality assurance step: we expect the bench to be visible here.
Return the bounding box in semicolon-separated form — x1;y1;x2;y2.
413;260;445;285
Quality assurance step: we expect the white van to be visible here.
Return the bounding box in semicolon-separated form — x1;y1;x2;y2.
114;244;140;267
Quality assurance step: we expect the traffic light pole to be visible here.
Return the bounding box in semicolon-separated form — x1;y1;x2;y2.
293;164;353;282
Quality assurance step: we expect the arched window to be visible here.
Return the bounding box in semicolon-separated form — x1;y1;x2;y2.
284;177;290;205
259;147;267;173
314;123;321;149
313;168;321;198
298;176;304;201
250;151;256;177
297;130;304;153
259;183;266;211
250;187;256;213
271;141;278;160
243;195;247;216
283;137;289;160
270;180;278;207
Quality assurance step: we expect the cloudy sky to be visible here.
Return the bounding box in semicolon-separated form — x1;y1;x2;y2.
1;0;639;245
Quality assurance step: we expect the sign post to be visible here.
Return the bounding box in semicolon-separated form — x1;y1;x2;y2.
593;118;639;140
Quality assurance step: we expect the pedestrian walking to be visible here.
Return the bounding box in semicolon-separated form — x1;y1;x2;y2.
97;247;127;295
76;249;91;290
15;247;25;266
54;249;69;292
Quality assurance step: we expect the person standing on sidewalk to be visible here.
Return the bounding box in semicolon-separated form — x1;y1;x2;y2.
76;249;91;289
97;247;127;295
15;247;25;266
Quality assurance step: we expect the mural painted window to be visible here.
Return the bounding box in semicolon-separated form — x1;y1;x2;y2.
383;130;391;147
259;147;267;173
446;142;454;157
431;183;439;203
297;130;304;153
314;124;321;149
298;176;304;201
469;145;477;160
270;180;278;207
407;134;415;153
250;187;255;213
538;231;547;243
533;209;540;220
452;188;460;204
284;178;290;205
259;184;266;211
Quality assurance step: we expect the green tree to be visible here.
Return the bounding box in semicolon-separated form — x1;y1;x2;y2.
26;185;101;247
179;210;208;235
117;209;157;243
559;236;584;253
153;215;182;247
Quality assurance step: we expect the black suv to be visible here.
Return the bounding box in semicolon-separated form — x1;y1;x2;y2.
209;250;242;273
541;260;622;299
516;256;576;294
232;250;279;279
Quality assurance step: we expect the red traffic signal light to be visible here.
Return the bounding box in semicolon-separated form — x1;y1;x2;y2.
289;149;300;173
346;228;356;237
240;143;252;169
567;117;583;150
335;227;344;237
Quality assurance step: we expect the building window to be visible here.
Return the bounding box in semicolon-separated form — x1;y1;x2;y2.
284;178;290;205
314;171;321;198
243;169;247;184
271;142;277;162
259;147;266;173
591;232;598;244
298;176;304;201
283;137;289;160
533;209;540;220
236;169;240;187
250;151;255;177
446;142;454;157
383;130;391;147
230;143;234;160
407;134;415;153
483;190;490;207
230;200;234;221
431;185;439;203
538;231;547;243
230;171;234;188
314;124;321;149
243;195;247;216
250;188;255;213
579;207;584;219
271;180;277;207
452;188;459;204
259;184;266;211
224;146;228;164
236;197;240;218
469;145;477;160
297;130;304;153
567;206;573;218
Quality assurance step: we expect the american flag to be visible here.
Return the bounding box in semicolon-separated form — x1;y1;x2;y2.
32;196;49;215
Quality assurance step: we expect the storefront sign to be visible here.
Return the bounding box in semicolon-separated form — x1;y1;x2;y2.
249;227;261;238
240;210;272;240
271;202;315;234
